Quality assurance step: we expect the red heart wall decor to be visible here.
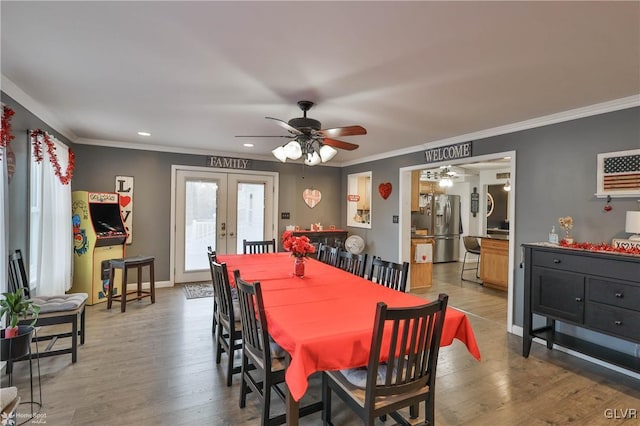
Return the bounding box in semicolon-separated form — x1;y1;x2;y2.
378;182;392;200
119;195;131;208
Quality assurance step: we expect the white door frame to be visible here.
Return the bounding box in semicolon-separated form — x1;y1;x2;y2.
170;165;279;286
398;151;516;333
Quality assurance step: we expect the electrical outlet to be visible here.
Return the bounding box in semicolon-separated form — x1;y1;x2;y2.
392;215;399;224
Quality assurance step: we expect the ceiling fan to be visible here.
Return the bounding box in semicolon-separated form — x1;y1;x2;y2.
236;100;366;165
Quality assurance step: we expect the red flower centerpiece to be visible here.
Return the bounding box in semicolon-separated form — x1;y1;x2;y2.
282;231;316;277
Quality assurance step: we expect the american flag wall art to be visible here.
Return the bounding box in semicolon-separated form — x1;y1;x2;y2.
596;149;640;197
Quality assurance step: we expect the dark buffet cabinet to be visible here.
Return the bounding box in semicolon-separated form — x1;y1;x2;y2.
292;229;348;249
523;243;640;373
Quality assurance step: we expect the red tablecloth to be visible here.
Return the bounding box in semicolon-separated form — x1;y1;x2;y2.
219;253;481;401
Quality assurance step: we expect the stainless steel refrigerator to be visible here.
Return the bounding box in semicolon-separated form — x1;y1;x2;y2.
413;194;461;263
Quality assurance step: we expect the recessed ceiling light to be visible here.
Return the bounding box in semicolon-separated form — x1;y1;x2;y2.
137;131;151;137
243;143;254;148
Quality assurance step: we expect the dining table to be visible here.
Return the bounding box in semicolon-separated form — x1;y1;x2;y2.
218;252;481;425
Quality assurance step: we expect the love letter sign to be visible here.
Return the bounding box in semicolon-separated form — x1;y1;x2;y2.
303;189;322;208
115;176;133;244
378;182;392;200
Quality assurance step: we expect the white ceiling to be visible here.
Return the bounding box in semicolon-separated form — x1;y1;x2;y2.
2;1;639;165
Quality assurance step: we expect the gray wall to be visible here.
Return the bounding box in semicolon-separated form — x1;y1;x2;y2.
4;91;343;283
343;106;640;355
5;88;639;356
70;146;342;281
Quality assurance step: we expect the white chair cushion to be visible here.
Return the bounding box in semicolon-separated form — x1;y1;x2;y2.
340;364;399;389
0;387;18;411
30;293;88;313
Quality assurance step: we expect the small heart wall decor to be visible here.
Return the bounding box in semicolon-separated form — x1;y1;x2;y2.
119;195;132;208
378;182;392;200
302;189;322;208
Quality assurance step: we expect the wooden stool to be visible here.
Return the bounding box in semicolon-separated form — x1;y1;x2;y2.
107;256;155;312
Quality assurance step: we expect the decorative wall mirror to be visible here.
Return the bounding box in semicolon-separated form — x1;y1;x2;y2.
347;171;372;229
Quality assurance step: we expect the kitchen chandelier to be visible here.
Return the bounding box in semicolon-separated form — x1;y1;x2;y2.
272;137;338;166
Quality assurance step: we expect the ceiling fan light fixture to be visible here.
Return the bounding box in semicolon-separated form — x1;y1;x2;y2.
272;146;287;163
283;140;303;160
439;177;453;188
304;151;322;166
319;144;338;162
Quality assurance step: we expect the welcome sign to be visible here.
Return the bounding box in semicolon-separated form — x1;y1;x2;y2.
424;142;472;164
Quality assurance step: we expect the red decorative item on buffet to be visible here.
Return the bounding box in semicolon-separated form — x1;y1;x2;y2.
559;239;640;256
378;182;392;199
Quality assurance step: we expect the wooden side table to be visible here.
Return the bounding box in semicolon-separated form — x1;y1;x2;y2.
107;256;155;312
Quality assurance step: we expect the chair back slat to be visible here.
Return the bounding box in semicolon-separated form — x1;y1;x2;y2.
365;294;449;406
368;257;409;292
8;249;30;298
337;251;368;277
243;239;276;254
234;271;271;367
211;261;236;326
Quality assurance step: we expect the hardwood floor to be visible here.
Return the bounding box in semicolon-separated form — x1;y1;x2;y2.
3;262;638;425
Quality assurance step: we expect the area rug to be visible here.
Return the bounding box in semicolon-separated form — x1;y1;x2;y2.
182;282;213;299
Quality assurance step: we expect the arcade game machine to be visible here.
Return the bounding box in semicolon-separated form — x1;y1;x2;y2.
71;191;127;304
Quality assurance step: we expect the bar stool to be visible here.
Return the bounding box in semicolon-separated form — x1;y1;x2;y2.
107;256;155;312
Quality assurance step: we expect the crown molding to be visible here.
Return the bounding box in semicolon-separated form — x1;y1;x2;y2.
1;74;78;142
74;137;278;162
340;95;640;167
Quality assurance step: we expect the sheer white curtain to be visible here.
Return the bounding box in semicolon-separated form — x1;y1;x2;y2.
30;133;72;295
0;146;7;297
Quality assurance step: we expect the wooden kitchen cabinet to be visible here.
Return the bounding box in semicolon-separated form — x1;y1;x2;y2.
480;237;509;291
410;238;433;289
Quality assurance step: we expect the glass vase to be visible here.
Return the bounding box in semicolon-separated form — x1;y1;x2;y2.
294;257;305;278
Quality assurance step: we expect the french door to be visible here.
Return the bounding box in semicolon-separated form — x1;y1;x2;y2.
174;168;276;283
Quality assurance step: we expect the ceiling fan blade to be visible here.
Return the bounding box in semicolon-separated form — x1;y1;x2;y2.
235;135;294;138
319;125;367;138
265;117;303;135
323;138;359;151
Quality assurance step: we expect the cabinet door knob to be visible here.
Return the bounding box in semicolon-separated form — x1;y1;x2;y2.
553;259;561;264
575;297;582;302
615;292;623;298
614;320;622;326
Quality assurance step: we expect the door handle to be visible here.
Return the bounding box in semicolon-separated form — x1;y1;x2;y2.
229;232;235;237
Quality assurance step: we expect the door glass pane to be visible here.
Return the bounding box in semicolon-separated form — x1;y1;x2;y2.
236;183;265;253
184;180;217;271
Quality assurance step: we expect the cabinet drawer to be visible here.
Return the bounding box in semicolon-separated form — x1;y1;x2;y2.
532;250;639;281
588;278;640;312
585;303;640;343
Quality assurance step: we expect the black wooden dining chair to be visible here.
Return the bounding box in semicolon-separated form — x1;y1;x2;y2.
211;260;242;386
234;270;321;425
367;256;410;292
322;294;449;426
336;251;368;278
243;239;276;254
234;270;288;425
207;246;218;333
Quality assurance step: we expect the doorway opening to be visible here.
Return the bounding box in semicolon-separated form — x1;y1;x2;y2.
399;151;516;332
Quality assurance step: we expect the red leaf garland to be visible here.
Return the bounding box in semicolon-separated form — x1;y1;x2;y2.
30;129;75;185
1;106;15;160
559;239;640;256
